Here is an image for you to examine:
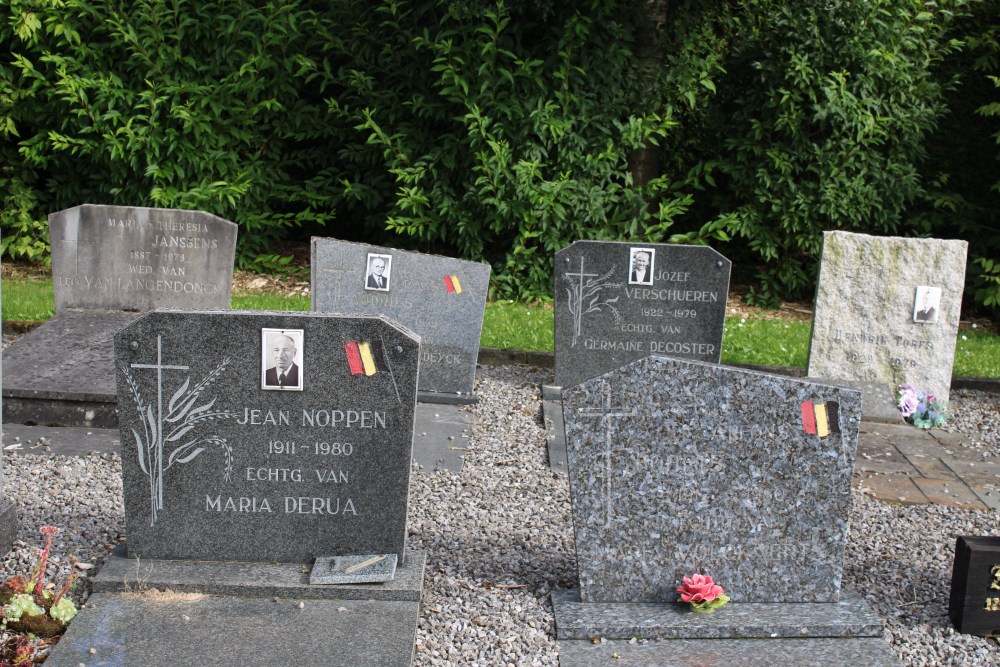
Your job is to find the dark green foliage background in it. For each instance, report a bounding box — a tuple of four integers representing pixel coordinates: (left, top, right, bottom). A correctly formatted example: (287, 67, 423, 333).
(1, 0, 998, 312)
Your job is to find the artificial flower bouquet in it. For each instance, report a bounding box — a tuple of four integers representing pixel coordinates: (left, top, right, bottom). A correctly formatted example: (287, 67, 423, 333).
(897, 384, 948, 429)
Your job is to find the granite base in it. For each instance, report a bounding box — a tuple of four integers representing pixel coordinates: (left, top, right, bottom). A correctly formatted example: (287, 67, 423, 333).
(94, 543, 426, 602)
(557, 637, 902, 666)
(46, 546, 428, 666)
(411, 403, 472, 472)
(553, 588, 901, 666)
(45, 593, 419, 667)
(552, 588, 882, 640)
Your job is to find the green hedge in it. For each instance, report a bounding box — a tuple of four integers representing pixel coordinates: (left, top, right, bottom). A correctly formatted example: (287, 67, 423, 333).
(1, 0, 997, 312)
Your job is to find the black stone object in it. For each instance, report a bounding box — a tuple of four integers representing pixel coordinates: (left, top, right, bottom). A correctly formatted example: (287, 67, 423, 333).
(554, 240, 731, 389)
(949, 536, 1000, 636)
(116, 310, 419, 564)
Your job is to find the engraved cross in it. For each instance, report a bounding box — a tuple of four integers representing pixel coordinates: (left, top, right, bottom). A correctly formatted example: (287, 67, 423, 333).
(577, 380, 637, 526)
(130, 336, 190, 440)
(59, 237, 99, 274)
(565, 257, 598, 346)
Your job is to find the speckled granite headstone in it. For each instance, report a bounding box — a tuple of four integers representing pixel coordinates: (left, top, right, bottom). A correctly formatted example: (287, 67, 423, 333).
(808, 231, 968, 420)
(116, 310, 419, 564)
(50, 204, 237, 313)
(563, 355, 860, 603)
(554, 241, 730, 389)
(311, 238, 490, 399)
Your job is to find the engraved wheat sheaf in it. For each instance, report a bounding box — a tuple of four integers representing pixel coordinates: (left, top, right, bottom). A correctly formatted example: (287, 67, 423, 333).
(123, 355, 238, 526)
(563, 262, 623, 347)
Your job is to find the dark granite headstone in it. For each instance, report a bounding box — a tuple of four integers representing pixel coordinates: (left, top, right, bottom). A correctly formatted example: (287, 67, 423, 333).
(949, 536, 1000, 636)
(115, 310, 419, 564)
(562, 355, 859, 603)
(311, 237, 490, 401)
(553, 241, 731, 389)
(50, 204, 237, 312)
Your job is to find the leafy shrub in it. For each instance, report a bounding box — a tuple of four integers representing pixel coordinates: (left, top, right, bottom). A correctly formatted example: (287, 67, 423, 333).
(0, 1, 343, 261)
(707, 0, 966, 303)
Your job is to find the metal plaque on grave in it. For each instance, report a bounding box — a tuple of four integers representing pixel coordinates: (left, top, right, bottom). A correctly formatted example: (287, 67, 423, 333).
(554, 241, 730, 389)
(50, 204, 237, 313)
(563, 355, 860, 603)
(311, 237, 490, 398)
(115, 310, 418, 564)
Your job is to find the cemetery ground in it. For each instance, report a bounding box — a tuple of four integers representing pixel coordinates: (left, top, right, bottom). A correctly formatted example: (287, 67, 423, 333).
(0, 363, 998, 665)
(2, 252, 1000, 665)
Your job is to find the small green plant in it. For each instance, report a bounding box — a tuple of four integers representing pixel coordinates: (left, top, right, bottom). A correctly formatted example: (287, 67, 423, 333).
(0, 525, 80, 649)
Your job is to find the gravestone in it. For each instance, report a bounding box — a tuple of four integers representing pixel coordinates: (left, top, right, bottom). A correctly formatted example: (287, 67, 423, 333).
(50, 204, 236, 312)
(553, 240, 731, 390)
(46, 309, 425, 667)
(808, 231, 968, 421)
(544, 240, 730, 470)
(311, 237, 490, 403)
(552, 355, 901, 665)
(116, 310, 417, 563)
(3, 204, 238, 427)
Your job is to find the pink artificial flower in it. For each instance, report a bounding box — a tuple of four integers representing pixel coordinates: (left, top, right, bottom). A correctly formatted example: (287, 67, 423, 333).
(898, 392, 919, 417)
(677, 574, 724, 603)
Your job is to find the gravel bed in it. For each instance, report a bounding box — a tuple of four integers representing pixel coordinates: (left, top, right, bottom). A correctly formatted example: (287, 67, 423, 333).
(1, 363, 998, 665)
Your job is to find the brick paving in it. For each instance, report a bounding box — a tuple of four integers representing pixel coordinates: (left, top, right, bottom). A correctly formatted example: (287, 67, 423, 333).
(854, 422, 1000, 511)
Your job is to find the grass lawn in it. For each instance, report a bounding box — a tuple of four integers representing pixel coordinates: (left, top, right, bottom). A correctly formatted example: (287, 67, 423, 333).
(3, 275, 998, 377)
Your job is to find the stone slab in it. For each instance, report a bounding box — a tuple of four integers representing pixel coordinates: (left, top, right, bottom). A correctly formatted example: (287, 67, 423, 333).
(564, 356, 860, 604)
(411, 402, 471, 472)
(941, 458, 1000, 488)
(856, 475, 929, 504)
(970, 485, 1000, 511)
(312, 237, 490, 399)
(542, 399, 568, 473)
(897, 450, 960, 481)
(311, 553, 398, 584)
(855, 439, 919, 476)
(911, 478, 986, 510)
(45, 592, 419, 667)
(93, 544, 426, 602)
(554, 241, 731, 389)
(50, 204, 237, 313)
(2, 424, 120, 456)
(551, 588, 882, 640)
(556, 637, 902, 667)
(116, 310, 419, 564)
(0, 263, 15, 555)
(807, 231, 968, 417)
(2, 310, 139, 426)
(0, 499, 16, 556)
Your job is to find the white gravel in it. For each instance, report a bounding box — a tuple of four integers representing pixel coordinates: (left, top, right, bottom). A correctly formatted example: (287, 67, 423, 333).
(2, 364, 998, 665)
